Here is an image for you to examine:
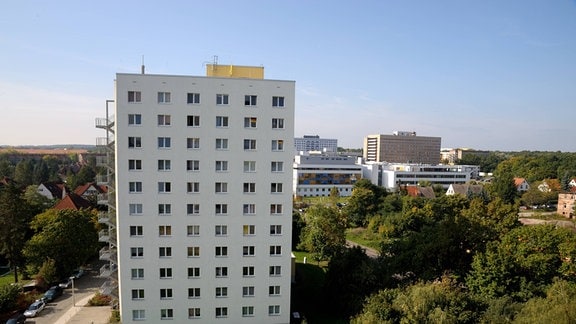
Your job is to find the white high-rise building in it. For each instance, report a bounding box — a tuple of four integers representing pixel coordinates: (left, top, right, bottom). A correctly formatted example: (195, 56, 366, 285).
(113, 65, 294, 323)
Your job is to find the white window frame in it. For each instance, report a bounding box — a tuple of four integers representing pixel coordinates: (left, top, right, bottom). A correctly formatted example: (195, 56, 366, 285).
(188, 288, 201, 299)
(271, 161, 284, 172)
(215, 138, 228, 150)
(269, 265, 281, 276)
(128, 113, 142, 125)
(159, 247, 172, 258)
(158, 159, 171, 171)
(215, 160, 228, 172)
(160, 308, 173, 320)
(186, 160, 200, 171)
(187, 92, 200, 104)
(187, 203, 200, 215)
(187, 137, 200, 149)
(244, 95, 257, 106)
(243, 182, 256, 193)
(129, 182, 142, 193)
(243, 139, 256, 150)
(131, 289, 145, 300)
(243, 204, 256, 215)
(215, 266, 228, 278)
(159, 268, 172, 279)
(158, 137, 171, 149)
(158, 225, 172, 237)
(243, 161, 256, 172)
(215, 204, 228, 215)
(242, 286, 255, 297)
(128, 136, 142, 148)
(187, 225, 200, 236)
(132, 309, 145, 321)
(215, 307, 228, 318)
(268, 305, 281, 316)
(158, 182, 171, 193)
(272, 96, 284, 107)
(271, 183, 283, 193)
(130, 247, 144, 258)
(244, 117, 257, 128)
(272, 118, 285, 129)
(242, 245, 255, 256)
(215, 225, 228, 236)
(160, 289, 173, 300)
(243, 225, 255, 236)
(188, 308, 201, 319)
(130, 225, 143, 237)
(216, 116, 229, 127)
(129, 203, 143, 215)
(187, 267, 200, 278)
(187, 246, 200, 257)
(270, 225, 282, 236)
(269, 285, 281, 296)
(128, 91, 141, 103)
(157, 114, 171, 126)
(242, 266, 255, 277)
(215, 246, 228, 257)
(187, 115, 200, 127)
(270, 245, 282, 256)
(128, 159, 142, 170)
(157, 92, 171, 103)
(216, 94, 229, 105)
(271, 140, 284, 151)
(242, 306, 255, 317)
(131, 268, 144, 279)
(158, 203, 172, 215)
(215, 286, 228, 298)
(215, 182, 228, 193)
(270, 204, 283, 215)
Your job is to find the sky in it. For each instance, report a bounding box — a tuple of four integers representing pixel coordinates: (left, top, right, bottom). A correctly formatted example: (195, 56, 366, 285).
(1, 0, 575, 151)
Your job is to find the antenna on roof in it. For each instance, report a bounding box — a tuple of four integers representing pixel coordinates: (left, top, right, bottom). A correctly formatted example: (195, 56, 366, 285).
(141, 55, 145, 74)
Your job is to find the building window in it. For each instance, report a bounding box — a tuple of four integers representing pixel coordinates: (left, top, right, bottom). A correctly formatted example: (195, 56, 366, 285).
(128, 159, 142, 170)
(158, 204, 172, 215)
(186, 182, 200, 193)
(186, 160, 200, 171)
(270, 204, 283, 215)
(216, 116, 229, 127)
(131, 268, 144, 279)
(187, 225, 200, 236)
(270, 245, 282, 256)
(272, 96, 284, 107)
(243, 246, 255, 256)
(160, 289, 173, 300)
(187, 203, 200, 215)
(271, 161, 284, 172)
(215, 267, 228, 278)
(157, 92, 171, 103)
(215, 225, 227, 236)
(215, 160, 228, 172)
(128, 114, 142, 125)
(158, 182, 171, 193)
(187, 115, 200, 127)
(188, 267, 200, 278)
(244, 95, 257, 106)
(215, 246, 228, 257)
(244, 117, 257, 128)
(243, 139, 256, 150)
(159, 247, 172, 258)
(242, 266, 254, 277)
(268, 305, 281, 316)
(188, 308, 201, 319)
(131, 289, 145, 300)
(130, 226, 143, 237)
(269, 266, 281, 276)
(243, 182, 256, 193)
(243, 161, 256, 172)
(129, 182, 142, 193)
(158, 225, 172, 237)
(271, 183, 283, 193)
(157, 159, 171, 171)
(160, 308, 173, 320)
(188, 288, 201, 299)
(129, 203, 143, 215)
(269, 285, 281, 296)
(159, 268, 172, 279)
(243, 204, 256, 215)
(128, 136, 142, 148)
(216, 94, 229, 105)
(243, 225, 255, 236)
(242, 286, 255, 297)
(187, 93, 200, 104)
(158, 137, 171, 149)
(187, 137, 200, 149)
(128, 91, 141, 103)
(215, 182, 228, 193)
(157, 114, 171, 126)
(242, 306, 255, 317)
(130, 247, 143, 258)
(215, 138, 228, 150)
(270, 225, 282, 235)
(271, 140, 284, 151)
(215, 204, 228, 215)
(272, 118, 284, 129)
(187, 246, 200, 257)
(215, 287, 228, 298)
(132, 309, 145, 321)
(216, 307, 228, 318)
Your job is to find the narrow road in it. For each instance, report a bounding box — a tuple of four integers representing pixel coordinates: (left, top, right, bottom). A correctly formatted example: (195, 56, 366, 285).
(346, 240, 380, 258)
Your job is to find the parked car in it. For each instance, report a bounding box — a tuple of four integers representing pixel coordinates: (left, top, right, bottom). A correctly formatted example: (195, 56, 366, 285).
(23, 299, 46, 317)
(5, 313, 26, 324)
(42, 285, 63, 302)
(59, 277, 73, 289)
(71, 268, 84, 279)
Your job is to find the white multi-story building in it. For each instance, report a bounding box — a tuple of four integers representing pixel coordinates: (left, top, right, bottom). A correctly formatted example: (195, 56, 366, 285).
(113, 65, 294, 323)
(294, 135, 338, 153)
(380, 164, 479, 190)
(293, 153, 362, 197)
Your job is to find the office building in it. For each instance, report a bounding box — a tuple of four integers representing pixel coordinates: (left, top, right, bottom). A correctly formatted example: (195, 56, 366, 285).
(102, 65, 294, 323)
(363, 131, 441, 164)
(294, 135, 338, 153)
(293, 153, 362, 197)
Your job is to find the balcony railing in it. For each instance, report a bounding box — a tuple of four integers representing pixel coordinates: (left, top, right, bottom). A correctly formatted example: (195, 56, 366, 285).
(99, 263, 118, 277)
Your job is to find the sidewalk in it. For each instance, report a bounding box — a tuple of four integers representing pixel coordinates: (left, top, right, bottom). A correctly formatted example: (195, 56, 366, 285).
(52, 293, 111, 324)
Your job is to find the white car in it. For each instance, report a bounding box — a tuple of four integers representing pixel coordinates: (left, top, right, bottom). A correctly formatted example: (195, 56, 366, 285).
(23, 299, 46, 317)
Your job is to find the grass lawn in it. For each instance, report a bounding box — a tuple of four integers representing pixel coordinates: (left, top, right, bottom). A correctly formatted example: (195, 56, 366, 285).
(346, 227, 382, 250)
(0, 270, 15, 286)
(291, 251, 348, 324)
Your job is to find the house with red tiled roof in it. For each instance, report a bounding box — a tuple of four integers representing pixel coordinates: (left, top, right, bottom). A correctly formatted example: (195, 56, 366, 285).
(514, 177, 530, 192)
(405, 186, 436, 199)
(52, 193, 93, 211)
(37, 182, 67, 200)
(446, 184, 486, 198)
(74, 182, 107, 200)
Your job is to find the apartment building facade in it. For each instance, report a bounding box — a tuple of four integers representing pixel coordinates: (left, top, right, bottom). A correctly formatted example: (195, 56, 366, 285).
(114, 66, 294, 323)
(363, 131, 441, 164)
(294, 135, 338, 153)
(293, 153, 362, 197)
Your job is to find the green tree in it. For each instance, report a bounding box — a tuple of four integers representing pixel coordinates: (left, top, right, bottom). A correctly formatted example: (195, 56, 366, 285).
(37, 257, 58, 285)
(23, 208, 99, 276)
(0, 184, 34, 282)
(490, 162, 518, 204)
(24, 185, 53, 214)
(0, 283, 22, 314)
(297, 205, 347, 262)
(13, 159, 34, 187)
(514, 280, 576, 324)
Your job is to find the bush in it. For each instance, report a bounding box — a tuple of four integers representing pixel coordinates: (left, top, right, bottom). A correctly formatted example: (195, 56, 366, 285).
(0, 283, 21, 313)
(110, 309, 121, 323)
(87, 292, 111, 306)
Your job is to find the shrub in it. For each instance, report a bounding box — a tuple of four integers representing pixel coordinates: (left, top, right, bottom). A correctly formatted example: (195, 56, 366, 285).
(0, 283, 21, 313)
(87, 292, 111, 306)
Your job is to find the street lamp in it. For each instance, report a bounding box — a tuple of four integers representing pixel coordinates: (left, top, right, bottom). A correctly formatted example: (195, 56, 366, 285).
(70, 276, 76, 307)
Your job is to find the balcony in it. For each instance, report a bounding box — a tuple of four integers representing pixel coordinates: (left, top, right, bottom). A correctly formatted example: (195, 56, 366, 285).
(98, 229, 109, 243)
(96, 137, 115, 148)
(99, 263, 118, 277)
(98, 211, 110, 224)
(95, 116, 115, 130)
(99, 246, 117, 262)
(100, 280, 116, 295)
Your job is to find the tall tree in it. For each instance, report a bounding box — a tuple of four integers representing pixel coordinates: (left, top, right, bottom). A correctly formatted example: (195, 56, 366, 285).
(13, 159, 34, 187)
(297, 205, 347, 262)
(23, 208, 99, 276)
(490, 162, 518, 204)
(0, 184, 34, 282)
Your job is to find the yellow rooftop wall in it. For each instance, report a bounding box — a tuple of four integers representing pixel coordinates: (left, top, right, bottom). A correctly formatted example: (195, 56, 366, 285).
(206, 64, 264, 79)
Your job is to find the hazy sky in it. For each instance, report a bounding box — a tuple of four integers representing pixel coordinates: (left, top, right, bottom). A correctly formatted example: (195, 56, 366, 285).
(1, 1, 575, 151)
